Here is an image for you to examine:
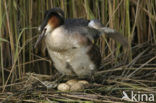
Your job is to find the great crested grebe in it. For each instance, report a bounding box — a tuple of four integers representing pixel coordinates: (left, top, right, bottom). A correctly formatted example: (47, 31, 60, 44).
(35, 8, 128, 90)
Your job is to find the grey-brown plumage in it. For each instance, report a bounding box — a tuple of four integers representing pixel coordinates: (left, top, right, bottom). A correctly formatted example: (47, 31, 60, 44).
(35, 8, 128, 78)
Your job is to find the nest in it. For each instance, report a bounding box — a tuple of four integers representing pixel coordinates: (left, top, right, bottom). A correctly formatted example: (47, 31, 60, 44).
(0, 44, 156, 103)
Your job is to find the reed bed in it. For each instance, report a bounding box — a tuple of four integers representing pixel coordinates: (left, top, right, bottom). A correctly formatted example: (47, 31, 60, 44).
(0, 0, 156, 102)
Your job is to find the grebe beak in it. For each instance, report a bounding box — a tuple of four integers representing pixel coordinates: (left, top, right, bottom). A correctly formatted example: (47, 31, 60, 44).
(34, 28, 47, 48)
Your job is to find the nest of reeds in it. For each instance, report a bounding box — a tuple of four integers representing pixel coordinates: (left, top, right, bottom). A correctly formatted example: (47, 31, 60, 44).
(0, 43, 155, 103)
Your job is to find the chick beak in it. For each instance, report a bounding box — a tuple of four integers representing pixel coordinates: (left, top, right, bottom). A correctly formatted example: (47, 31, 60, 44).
(34, 28, 47, 48)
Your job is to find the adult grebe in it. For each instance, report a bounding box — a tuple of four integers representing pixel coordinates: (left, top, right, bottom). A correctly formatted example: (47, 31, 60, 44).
(35, 8, 128, 91)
